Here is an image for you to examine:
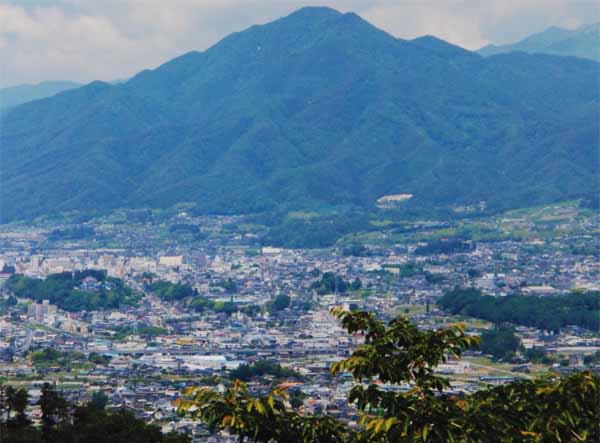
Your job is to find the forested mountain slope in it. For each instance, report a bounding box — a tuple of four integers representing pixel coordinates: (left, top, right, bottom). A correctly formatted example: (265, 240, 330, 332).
(1, 7, 598, 222)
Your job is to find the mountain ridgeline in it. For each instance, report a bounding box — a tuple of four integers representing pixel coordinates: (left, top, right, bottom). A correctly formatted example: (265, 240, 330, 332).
(1, 7, 598, 222)
(0, 81, 82, 112)
(478, 23, 600, 61)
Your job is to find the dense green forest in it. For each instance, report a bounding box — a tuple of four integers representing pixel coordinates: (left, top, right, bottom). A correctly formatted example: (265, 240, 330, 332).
(437, 287, 600, 332)
(479, 327, 521, 360)
(5, 270, 140, 311)
(263, 214, 375, 248)
(0, 383, 189, 443)
(187, 296, 238, 316)
(144, 280, 196, 301)
(228, 360, 302, 382)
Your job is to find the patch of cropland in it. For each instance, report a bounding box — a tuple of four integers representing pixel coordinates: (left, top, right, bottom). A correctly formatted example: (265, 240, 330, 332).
(1, 7, 598, 222)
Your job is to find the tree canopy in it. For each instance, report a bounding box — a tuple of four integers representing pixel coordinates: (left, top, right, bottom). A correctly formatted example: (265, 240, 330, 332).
(480, 326, 521, 360)
(438, 287, 600, 332)
(145, 280, 196, 302)
(0, 383, 190, 443)
(178, 308, 599, 442)
(5, 271, 140, 312)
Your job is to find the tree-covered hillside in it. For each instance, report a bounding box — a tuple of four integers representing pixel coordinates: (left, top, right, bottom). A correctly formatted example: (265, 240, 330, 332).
(1, 7, 598, 222)
(0, 80, 81, 112)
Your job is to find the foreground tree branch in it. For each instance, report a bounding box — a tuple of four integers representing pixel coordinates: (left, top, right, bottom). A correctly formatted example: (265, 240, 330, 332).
(178, 308, 599, 442)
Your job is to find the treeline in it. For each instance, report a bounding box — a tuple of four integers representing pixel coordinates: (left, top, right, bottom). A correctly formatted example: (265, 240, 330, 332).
(110, 325, 168, 339)
(187, 294, 291, 316)
(5, 271, 140, 312)
(145, 280, 196, 301)
(414, 238, 474, 256)
(479, 327, 521, 360)
(341, 243, 372, 257)
(310, 272, 361, 295)
(168, 224, 200, 234)
(0, 383, 189, 443)
(229, 360, 302, 382)
(48, 225, 95, 241)
(187, 297, 257, 317)
(209, 278, 238, 293)
(29, 348, 112, 368)
(382, 262, 421, 278)
(438, 288, 600, 332)
(263, 213, 374, 248)
(187, 296, 238, 315)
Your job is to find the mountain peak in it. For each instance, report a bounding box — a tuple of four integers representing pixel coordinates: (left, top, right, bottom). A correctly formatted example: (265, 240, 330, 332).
(276, 6, 388, 34)
(1, 9, 597, 222)
(285, 6, 342, 20)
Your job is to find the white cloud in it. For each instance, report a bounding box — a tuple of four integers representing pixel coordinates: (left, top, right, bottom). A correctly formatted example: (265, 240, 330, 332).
(361, 1, 491, 49)
(1, 0, 598, 87)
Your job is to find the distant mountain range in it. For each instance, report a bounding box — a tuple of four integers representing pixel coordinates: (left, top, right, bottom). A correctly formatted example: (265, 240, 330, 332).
(0, 81, 82, 112)
(478, 23, 600, 61)
(1, 7, 598, 223)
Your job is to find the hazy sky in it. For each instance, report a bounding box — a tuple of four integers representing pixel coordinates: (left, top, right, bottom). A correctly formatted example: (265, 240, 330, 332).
(1, 0, 598, 88)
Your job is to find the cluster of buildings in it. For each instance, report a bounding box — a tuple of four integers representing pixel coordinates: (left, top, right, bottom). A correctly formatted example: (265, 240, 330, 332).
(0, 205, 597, 441)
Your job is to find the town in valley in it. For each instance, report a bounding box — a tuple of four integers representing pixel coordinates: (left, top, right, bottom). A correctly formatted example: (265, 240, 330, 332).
(0, 202, 597, 441)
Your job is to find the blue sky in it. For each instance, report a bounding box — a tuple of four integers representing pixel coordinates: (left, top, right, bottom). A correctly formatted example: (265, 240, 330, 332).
(1, 0, 598, 88)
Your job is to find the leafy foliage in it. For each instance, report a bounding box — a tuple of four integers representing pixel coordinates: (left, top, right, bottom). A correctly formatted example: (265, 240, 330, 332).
(0, 383, 190, 443)
(179, 308, 599, 442)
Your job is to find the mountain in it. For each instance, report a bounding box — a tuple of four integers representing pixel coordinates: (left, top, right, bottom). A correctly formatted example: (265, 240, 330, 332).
(1, 7, 598, 223)
(0, 81, 82, 112)
(478, 23, 600, 61)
